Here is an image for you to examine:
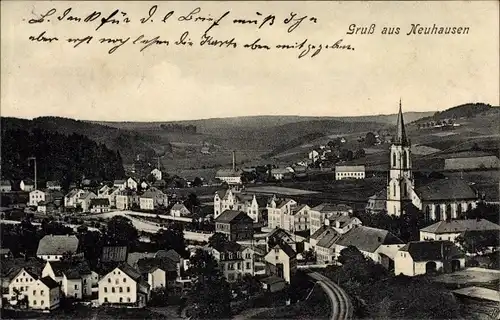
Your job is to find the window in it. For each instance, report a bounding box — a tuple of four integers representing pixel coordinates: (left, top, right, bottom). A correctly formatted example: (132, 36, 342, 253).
(41, 300, 44, 305)
(246, 262, 251, 269)
(33, 290, 36, 295)
(127, 297, 131, 302)
(119, 297, 123, 303)
(83, 279, 86, 284)
(127, 287, 130, 293)
(112, 287, 115, 293)
(119, 287, 123, 293)
(74, 284, 78, 290)
(104, 287, 108, 293)
(108, 278, 111, 283)
(104, 297, 108, 303)
(33, 300, 37, 305)
(123, 278, 126, 283)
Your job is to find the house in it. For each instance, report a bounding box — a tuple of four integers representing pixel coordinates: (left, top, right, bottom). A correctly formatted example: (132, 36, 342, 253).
(141, 187, 168, 208)
(101, 246, 128, 264)
(214, 188, 266, 222)
(29, 190, 47, 207)
(215, 169, 243, 185)
(42, 260, 93, 299)
(315, 228, 342, 264)
(150, 169, 162, 181)
(264, 242, 297, 284)
(127, 177, 138, 191)
(36, 235, 80, 262)
(78, 191, 97, 212)
(267, 197, 297, 230)
(37, 201, 59, 214)
(140, 180, 150, 190)
(116, 190, 140, 210)
(46, 181, 62, 191)
(333, 226, 404, 266)
(114, 180, 127, 190)
(1, 258, 44, 295)
(309, 203, 353, 236)
(98, 186, 121, 208)
(98, 263, 150, 307)
(394, 240, 465, 276)
(20, 179, 35, 192)
(266, 228, 297, 252)
(270, 168, 292, 181)
(8, 268, 61, 311)
(136, 257, 179, 289)
(64, 189, 85, 208)
(335, 165, 366, 180)
(365, 188, 387, 214)
(139, 196, 155, 211)
(152, 180, 167, 188)
(201, 146, 210, 155)
(211, 241, 254, 282)
(260, 275, 286, 293)
(170, 203, 191, 217)
(90, 198, 111, 213)
(325, 215, 362, 234)
(419, 219, 500, 242)
(308, 150, 320, 163)
(1, 180, 12, 192)
(215, 210, 254, 241)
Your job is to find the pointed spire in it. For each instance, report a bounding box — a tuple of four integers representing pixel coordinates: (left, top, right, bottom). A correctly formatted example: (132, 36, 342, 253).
(395, 99, 409, 146)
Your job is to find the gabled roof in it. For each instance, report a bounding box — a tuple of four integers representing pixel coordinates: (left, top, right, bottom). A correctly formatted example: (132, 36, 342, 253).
(37, 235, 79, 256)
(101, 246, 128, 263)
(420, 219, 500, 234)
(336, 226, 403, 253)
(46, 181, 61, 187)
(47, 260, 91, 279)
(1, 180, 12, 186)
(65, 188, 83, 198)
(311, 203, 352, 213)
(39, 276, 59, 289)
(267, 228, 294, 243)
(155, 249, 181, 263)
(310, 226, 329, 240)
(271, 242, 296, 259)
(316, 228, 341, 249)
(215, 210, 253, 224)
(136, 257, 177, 274)
(12, 268, 39, 281)
(127, 252, 156, 268)
(415, 178, 477, 201)
(1, 258, 43, 280)
(215, 189, 228, 199)
(400, 240, 465, 262)
(216, 169, 242, 178)
(212, 241, 242, 253)
(114, 180, 126, 184)
(171, 203, 188, 211)
(260, 275, 286, 285)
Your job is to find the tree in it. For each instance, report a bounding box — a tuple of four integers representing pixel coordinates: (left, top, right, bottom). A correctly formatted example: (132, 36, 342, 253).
(150, 287, 169, 306)
(208, 233, 229, 249)
(303, 248, 316, 263)
(187, 249, 231, 319)
(456, 231, 499, 255)
(184, 193, 200, 213)
(150, 228, 188, 258)
(106, 216, 138, 246)
(365, 132, 377, 146)
(354, 149, 366, 159)
(192, 177, 203, 187)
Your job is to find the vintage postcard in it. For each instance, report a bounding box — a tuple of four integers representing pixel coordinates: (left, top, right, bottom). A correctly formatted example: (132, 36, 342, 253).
(1, 1, 499, 319)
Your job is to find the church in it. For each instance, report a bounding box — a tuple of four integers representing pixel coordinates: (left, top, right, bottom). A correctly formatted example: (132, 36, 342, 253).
(367, 100, 478, 221)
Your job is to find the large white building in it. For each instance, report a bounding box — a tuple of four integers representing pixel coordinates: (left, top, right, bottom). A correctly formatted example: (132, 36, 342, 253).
(8, 268, 61, 311)
(214, 188, 264, 222)
(419, 219, 500, 242)
(335, 165, 366, 180)
(41, 260, 93, 299)
(98, 264, 151, 307)
(36, 235, 80, 262)
(264, 242, 297, 284)
(309, 203, 353, 236)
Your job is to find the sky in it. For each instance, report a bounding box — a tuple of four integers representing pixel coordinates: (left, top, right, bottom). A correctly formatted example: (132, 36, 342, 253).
(1, 1, 499, 121)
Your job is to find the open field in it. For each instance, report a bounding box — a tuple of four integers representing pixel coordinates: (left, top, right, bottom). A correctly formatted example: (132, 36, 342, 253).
(433, 268, 500, 287)
(244, 186, 320, 195)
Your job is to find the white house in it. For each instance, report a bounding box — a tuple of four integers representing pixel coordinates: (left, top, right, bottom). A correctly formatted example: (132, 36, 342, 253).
(394, 240, 466, 276)
(264, 242, 297, 284)
(325, 216, 362, 234)
(170, 203, 191, 217)
(215, 169, 242, 185)
(267, 197, 297, 230)
(308, 150, 320, 163)
(141, 187, 168, 208)
(8, 268, 38, 304)
(139, 197, 154, 211)
(419, 219, 500, 242)
(64, 189, 85, 208)
(309, 203, 353, 236)
(151, 169, 162, 181)
(127, 178, 138, 191)
(214, 188, 264, 223)
(270, 168, 293, 181)
(0, 180, 12, 192)
(90, 198, 111, 213)
(98, 264, 150, 307)
(335, 165, 366, 180)
(211, 241, 255, 282)
(36, 235, 80, 262)
(46, 181, 62, 191)
(136, 257, 179, 289)
(41, 260, 93, 299)
(114, 180, 127, 190)
(29, 190, 47, 206)
(8, 268, 61, 311)
(20, 180, 35, 192)
(78, 191, 97, 212)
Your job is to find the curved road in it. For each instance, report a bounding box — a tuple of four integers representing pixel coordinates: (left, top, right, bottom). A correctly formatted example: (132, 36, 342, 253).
(307, 270, 353, 320)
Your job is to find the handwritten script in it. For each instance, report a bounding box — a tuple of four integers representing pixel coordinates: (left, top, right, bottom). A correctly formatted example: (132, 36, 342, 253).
(25, 5, 356, 59)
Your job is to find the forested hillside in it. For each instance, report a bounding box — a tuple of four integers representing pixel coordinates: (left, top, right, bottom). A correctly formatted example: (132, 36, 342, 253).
(412, 103, 498, 124)
(1, 128, 125, 188)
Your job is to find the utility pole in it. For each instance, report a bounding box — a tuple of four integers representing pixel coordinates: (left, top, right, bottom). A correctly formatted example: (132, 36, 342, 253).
(27, 157, 37, 190)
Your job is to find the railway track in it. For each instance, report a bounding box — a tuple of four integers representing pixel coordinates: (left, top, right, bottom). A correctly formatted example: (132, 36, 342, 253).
(307, 271, 353, 320)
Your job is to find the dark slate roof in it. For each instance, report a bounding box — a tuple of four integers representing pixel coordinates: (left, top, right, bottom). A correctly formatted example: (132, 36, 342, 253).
(39, 276, 60, 289)
(420, 219, 500, 234)
(212, 241, 242, 253)
(1, 180, 11, 186)
(273, 242, 296, 259)
(316, 228, 342, 248)
(216, 189, 228, 199)
(37, 235, 79, 256)
(101, 246, 128, 263)
(260, 275, 286, 285)
(216, 169, 242, 178)
(310, 226, 329, 240)
(311, 203, 352, 213)
(415, 178, 477, 201)
(215, 210, 253, 224)
(137, 257, 177, 274)
(400, 240, 465, 262)
(127, 252, 155, 268)
(1, 258, 43, 280)
(336, 226, 404, 253)
(48, 260, 92, 279)
(90, 198, 110, 206)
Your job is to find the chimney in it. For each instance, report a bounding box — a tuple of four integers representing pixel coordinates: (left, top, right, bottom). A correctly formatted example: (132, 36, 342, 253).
(232, 151, 236, 171)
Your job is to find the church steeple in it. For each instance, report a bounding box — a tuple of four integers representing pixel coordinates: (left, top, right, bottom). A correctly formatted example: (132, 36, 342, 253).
(395, 99, 409, 146)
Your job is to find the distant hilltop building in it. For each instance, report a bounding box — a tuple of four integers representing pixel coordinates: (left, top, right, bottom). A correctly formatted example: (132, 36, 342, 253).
(215, 151, 242, 185)
(335, 165, 366, 180)
(368, 99, 479, 220)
